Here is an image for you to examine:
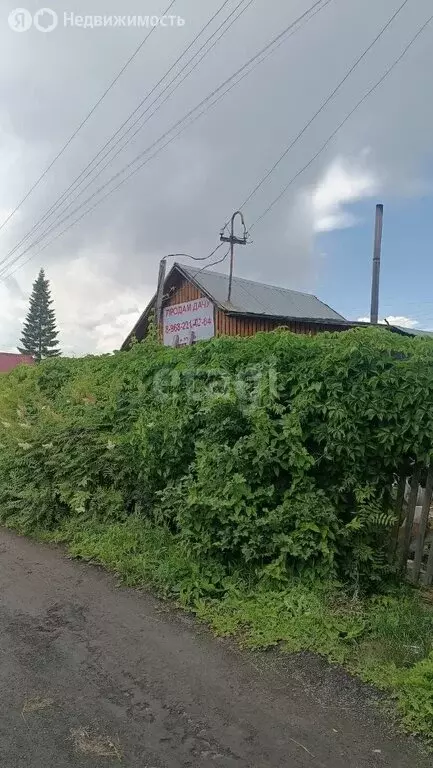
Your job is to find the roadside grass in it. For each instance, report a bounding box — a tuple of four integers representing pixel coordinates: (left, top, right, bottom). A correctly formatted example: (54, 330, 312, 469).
(9, 515, 433, 742)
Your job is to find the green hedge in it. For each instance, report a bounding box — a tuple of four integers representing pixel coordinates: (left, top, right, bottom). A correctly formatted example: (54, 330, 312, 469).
(1, 327, 433, 589)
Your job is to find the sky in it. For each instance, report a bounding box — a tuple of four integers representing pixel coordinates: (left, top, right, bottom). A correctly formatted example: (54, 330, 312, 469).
(0, 0, 432, 354)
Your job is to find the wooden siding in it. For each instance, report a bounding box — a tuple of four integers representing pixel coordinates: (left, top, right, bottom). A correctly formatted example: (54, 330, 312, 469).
(165, 281, 203, 307)
(216, 311, 274, 337)
(215, 311, 338, 337)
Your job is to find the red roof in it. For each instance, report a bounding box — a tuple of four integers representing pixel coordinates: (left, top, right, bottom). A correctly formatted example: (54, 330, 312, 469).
(0, 353, 34, 373)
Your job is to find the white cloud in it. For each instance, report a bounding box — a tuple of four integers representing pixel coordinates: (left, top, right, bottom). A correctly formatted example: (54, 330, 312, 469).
(3, 250, 154, 356)
(48, 252, 151, 354)
(357, 315, 419, 329)
(385, 316, 420, 329)
(315, 211, 359, 232)
(312, 154, 379, 233)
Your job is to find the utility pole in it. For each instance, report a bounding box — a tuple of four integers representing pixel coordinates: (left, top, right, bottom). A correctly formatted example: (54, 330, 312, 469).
(370, 203, 384, 325)
(220, 211, 248, 303)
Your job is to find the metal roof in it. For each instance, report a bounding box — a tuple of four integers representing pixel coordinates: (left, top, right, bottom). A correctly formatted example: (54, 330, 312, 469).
(178, 263, 345, 321)
(390, 325, 433, 338)
(0, 353, 34, 373)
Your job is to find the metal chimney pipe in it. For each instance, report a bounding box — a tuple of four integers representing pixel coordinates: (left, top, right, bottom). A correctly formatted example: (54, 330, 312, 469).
(370, 203, 383, 325)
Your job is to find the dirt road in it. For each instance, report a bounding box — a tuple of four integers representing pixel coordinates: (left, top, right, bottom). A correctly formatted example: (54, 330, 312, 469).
(0, 528, 427, 767)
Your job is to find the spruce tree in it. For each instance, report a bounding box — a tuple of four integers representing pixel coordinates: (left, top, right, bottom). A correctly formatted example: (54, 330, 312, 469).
(19, 268, 61, 361)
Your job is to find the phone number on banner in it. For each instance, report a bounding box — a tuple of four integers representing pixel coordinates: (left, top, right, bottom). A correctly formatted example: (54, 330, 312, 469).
(165, 316, 213, 334)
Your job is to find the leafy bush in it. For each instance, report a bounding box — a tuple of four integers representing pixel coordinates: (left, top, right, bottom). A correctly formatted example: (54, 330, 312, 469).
(1, 327, 433, 589)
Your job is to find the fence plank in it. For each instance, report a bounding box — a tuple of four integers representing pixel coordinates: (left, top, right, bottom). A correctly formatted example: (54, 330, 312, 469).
(425, 539, 433, 586)
(413, 465, 433, 584)
(400, 470, 421, 572)
(390, 474, 406, 560)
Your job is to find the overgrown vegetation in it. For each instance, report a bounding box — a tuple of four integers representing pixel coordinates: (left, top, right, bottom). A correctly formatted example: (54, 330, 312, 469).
(1, 327, 433, 738)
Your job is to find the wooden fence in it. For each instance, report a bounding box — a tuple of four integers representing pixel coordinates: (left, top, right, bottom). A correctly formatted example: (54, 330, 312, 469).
(391, 466, 433, 585)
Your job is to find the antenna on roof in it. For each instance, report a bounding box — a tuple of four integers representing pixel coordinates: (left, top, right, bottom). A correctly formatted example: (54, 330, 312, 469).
(220, 211, 248, 303)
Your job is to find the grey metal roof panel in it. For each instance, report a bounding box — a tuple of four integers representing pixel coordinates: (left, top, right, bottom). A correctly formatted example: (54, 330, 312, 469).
(391, 325, 433, 338)
(177, 263, 345, 321)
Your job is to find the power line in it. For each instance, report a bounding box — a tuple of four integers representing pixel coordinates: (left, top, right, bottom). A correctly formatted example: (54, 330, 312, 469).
(0, 0, 323, 276)
(0, 87, 247, 280)
(187, 242, 226, 262)
(0, 67, 263, 281)
(190, 248, 230, 276)
(0, 0, 178, 234)
(237, 0, 410, 213)
(5, 0, 247, 264)
(165, 243, 226, 263)
(0, 0, 332, 281)
(0, 0, 255, 277)
(52, 0, 255, 218)
(165, 244, 226, 262)
(250, 12, 432, 230)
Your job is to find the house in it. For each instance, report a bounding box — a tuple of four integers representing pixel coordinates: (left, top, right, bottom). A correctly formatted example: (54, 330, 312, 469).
(122, 262, 351, 349)
(0, 353, 34, 373)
